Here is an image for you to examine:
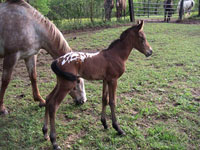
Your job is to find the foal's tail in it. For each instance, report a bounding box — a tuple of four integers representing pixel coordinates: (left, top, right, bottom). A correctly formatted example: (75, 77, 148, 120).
(51, 60, 78, 81)
(6, 0, 21, 3)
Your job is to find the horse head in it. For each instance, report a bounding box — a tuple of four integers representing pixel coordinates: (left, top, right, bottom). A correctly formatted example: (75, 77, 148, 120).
(131, 20, 153, 57)
(69, 78, 87, 105)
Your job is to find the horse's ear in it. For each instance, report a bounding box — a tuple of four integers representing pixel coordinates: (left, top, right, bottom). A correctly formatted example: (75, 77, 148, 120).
(136, 20, 144, 31)
(136, 20, 140, 24)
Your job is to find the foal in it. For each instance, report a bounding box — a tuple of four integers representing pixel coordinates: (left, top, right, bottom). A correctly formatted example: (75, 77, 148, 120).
(43, 21, 153, 150)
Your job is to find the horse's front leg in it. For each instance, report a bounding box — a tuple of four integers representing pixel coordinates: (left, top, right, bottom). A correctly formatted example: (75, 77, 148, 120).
(164, 10, 167, 21)
(24, 55, 45, 107)
(108, 79, 125, 135)
(0, 54, 19, 115)
(101, 80, 109, 129)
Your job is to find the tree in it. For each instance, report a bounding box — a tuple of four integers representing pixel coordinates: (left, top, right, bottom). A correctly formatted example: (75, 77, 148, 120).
(30, 0, 50, 16)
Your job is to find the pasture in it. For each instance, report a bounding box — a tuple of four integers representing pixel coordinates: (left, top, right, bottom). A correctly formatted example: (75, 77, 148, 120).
(0, 22, 199, 150)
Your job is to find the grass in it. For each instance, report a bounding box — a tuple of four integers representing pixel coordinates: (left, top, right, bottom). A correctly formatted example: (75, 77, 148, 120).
(0, 22, 200, 150)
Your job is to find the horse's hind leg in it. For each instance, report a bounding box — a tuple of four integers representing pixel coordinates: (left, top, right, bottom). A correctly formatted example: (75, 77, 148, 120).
(101, 80, 109, 129)
(108, 80, 125, 135)
(24, 55, 45, 107)
(0, 54, 19, 115)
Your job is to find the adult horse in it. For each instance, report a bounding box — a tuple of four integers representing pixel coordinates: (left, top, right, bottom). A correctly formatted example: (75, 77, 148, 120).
(164, 0, 174, 22)
(43, 21, 153, 150)
(116, 0, 127, 19)
(0, 0, 87, 115)
(177, 0, 195, 16)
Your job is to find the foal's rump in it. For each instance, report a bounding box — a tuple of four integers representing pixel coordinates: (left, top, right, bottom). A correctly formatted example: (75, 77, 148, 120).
(51, 60, 78, 81)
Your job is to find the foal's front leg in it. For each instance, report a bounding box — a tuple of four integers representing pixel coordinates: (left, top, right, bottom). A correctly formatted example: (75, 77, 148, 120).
(108, 79, 125, 135)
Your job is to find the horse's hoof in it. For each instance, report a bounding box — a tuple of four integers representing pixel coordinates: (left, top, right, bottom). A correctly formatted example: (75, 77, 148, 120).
(44, 135, 50, 141)
(0, 108, 8, 115)
(39, 101, 46, 107)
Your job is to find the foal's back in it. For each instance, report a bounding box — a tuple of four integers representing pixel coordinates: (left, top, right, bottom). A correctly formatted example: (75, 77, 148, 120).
(0, 1, 45, 58)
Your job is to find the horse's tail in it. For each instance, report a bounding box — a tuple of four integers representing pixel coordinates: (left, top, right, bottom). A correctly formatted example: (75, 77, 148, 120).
(51, 60, 78, 81)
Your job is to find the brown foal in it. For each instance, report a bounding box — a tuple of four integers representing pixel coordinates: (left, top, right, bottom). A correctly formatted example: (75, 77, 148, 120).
(43, 21, 153, 150)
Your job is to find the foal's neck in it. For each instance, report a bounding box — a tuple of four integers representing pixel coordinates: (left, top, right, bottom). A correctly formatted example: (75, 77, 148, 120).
(112, 35, 134, 62)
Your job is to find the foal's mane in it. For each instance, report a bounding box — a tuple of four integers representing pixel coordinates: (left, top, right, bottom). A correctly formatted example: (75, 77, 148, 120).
(7, 0, 72, 53)
(107, 25, 137, 50)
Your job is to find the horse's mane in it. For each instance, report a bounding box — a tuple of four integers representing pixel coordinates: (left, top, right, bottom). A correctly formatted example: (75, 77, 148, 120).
(6, 0, 72, 53)
(107, 25, 137, 50)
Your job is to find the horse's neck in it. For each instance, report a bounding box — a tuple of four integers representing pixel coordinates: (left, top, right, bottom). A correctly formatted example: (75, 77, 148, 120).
(23, 1, 72, 59)
(109, 37, 133, 62)
(42, 24, 72, 59)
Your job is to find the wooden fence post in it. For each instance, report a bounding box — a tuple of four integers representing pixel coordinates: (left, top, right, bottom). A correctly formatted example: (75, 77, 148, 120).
(178, 0, 184, 20)
(128, 0, 135, 22)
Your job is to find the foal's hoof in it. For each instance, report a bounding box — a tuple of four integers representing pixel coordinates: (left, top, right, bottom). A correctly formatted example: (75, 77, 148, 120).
(39, 101, 46, 107)
(53, 145, 61, 150)
(118, 130, 126, 136)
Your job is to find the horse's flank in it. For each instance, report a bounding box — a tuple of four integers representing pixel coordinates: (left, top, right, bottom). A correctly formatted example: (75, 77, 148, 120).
(0, 0, 71, 59)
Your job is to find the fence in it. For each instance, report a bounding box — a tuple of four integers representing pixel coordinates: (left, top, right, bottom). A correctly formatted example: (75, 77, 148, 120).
(133, 2, 177, 17)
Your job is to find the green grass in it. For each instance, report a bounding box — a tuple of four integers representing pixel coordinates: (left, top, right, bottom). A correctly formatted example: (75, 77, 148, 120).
(0, 22, 200, 150)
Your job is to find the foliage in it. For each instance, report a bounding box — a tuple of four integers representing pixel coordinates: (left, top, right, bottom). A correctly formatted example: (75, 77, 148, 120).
(30, 0, 50, 16)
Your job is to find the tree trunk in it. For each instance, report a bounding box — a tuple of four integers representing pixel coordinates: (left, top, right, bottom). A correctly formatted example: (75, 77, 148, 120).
(90, 0, 94, 23)
(104, 0, 113, 21)
(198, 0, 200, 16)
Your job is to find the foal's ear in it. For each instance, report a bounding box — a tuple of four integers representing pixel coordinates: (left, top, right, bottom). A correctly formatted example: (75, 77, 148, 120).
(136, 20, 144, 31)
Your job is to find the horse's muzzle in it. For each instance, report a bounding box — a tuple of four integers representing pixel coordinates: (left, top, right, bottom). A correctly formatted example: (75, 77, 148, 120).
(145, 49, 153, 57)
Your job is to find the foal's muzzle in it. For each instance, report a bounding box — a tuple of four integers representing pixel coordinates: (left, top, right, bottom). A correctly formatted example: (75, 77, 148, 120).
(145, 49, 153, 57)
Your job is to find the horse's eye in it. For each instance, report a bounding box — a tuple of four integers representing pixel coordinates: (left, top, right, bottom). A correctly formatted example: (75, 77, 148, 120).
(73, 87, 76, 90)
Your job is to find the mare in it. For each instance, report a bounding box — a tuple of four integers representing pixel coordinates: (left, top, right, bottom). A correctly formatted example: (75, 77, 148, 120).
(177, 0, 195, 16)
(116, 0, 127, 19)
(42, 21, 153, 150)
(164, 0, 174, 22)
(0, 0, 87, 115)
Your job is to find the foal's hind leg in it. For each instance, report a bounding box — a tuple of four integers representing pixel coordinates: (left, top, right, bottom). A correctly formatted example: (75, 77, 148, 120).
(108, 80, 125, 135)
(24, 55, 45, 107)
(101, 80, 109, 129)
(48, 80, 75, 150)
(0, 54, 19, 115)
(42, 84, 58, 140)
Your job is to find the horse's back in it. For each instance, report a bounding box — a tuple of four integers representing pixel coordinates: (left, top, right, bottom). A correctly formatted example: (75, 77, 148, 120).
(0, 2, 42, 58)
